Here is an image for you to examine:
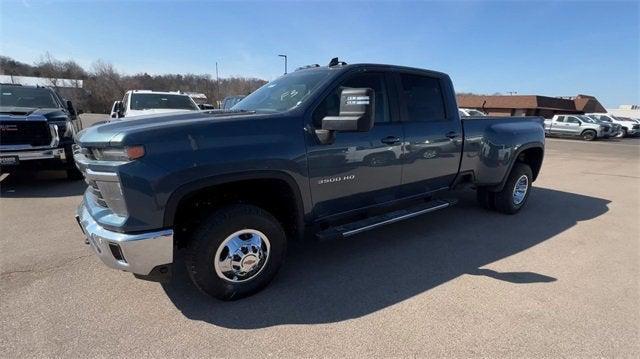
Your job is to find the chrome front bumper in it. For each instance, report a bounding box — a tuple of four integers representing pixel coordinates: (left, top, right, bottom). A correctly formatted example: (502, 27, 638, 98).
(0, 147, 66, 161)
(76, 202, 173, 275)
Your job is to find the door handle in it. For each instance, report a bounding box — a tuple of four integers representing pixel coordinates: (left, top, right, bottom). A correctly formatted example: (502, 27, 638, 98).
(381, 136, 400, 144)
(445, 131, 460, 139)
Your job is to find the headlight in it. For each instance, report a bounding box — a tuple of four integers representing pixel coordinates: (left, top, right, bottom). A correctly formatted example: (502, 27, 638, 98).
(92, 146, 145, 161)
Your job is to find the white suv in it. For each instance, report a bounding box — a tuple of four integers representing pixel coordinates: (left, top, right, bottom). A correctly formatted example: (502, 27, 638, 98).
(110, 90, 201, 119)
(585, 113, 640, 138)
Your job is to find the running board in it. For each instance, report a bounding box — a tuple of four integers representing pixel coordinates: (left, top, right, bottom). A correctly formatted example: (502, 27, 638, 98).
(316, 199, 455, 241)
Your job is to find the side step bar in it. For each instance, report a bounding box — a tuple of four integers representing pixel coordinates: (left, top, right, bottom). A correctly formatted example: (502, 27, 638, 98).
(316, 198, 455, 241)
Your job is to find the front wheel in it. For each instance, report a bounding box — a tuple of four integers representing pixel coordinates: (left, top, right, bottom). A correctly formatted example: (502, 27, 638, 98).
(185, 204, 287, 301)
(616, 128, 627, 138)
(493, 163, 533, 214)
(581, 130, 597, 141)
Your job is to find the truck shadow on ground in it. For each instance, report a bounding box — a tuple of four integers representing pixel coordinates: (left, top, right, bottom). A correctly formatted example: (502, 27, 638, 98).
(0, 171, 86, 198)
(162, 187, 609, 329)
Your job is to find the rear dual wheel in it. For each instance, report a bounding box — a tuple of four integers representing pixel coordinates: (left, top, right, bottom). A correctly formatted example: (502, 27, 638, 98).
(477, 163, 533, 214)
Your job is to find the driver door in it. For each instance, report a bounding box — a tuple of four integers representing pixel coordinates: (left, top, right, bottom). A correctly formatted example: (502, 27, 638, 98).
(564, 116, 582, 136)
(306, 71, 404, 219)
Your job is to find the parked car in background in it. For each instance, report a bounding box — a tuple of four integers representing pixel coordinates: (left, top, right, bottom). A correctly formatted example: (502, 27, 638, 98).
(110, 90, 200, 119)
(221, 95, 245, 110)
(458, 108, 487, 117)
(0, 84, 83, 178)
(544, 114, 611, 141)
(185, 92, 215, 110)
(74, 60, 545, 300)
(585, 115, 621, 137)
(585, 113, 640, 138)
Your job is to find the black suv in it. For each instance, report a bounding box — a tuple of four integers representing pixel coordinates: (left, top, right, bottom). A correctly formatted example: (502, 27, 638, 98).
(0, 84, 83, 178)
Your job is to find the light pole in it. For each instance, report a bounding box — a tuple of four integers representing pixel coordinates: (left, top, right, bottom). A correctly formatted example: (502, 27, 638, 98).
(278, 54, 287, 74)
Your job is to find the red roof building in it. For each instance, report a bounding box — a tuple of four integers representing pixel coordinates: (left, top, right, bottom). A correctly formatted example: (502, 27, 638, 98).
(457, 94, 606, 118)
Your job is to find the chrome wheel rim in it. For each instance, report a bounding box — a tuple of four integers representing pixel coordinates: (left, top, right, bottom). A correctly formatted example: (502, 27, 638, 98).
(214, 229, 270, 283)
(512, 175, 529, 205)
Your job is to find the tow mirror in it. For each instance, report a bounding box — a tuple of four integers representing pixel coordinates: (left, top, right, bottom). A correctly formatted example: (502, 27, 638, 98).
(321, 88, 375, 132)
(111, 101, 123, 118)
(66, 100, 77, 116)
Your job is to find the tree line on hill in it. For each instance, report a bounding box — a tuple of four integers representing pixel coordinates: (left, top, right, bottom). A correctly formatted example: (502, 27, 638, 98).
(0, 54, 267, 113)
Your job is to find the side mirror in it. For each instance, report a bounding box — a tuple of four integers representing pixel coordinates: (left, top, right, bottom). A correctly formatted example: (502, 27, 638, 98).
(111, 101, 123, 118)
(321, 88, 375, 132)
(66, 100, 77, 116)
(198, 103, 215, 110)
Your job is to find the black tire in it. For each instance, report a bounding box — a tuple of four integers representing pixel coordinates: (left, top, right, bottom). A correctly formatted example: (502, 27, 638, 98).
(185, 204, 287, 301)
(581, 130, 597, 141)
(66, 167, 84, 180)
(476, 187, 496, 210)
(494, 163, 533, 215)
(617, 128, 628, 138)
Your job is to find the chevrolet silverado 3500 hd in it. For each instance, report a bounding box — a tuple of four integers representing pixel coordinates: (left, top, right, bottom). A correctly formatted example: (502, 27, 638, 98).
(74, 60, 544, 300)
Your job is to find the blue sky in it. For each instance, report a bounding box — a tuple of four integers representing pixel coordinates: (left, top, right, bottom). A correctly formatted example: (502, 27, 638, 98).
(1, 0, 638, 107)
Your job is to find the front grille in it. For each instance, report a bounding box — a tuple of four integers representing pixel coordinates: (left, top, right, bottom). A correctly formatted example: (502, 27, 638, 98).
(0, 121, 51, 146)
(86, 178, 108, 208)
(633, 124, 639, 130)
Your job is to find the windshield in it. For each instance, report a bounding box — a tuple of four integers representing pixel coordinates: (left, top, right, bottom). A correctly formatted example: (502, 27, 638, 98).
(130, 93, 198, 111)
(0, 85, 59, 108)
(222, 96, 244, 110)
(232, 69, 332, 113)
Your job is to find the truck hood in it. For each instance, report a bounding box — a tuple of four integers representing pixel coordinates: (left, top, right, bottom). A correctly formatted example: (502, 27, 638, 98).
(76, 110, 264, 146)
(0, 106, 69, 121)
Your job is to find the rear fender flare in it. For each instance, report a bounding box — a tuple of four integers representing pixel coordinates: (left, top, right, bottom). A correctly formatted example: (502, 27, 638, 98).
(489, 142, 544, 192)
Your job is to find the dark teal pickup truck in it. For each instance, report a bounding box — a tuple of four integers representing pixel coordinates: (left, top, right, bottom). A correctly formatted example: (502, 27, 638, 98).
(74, 59, 544, 300)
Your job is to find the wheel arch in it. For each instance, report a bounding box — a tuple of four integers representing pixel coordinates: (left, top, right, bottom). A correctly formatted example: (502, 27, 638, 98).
(164, 170, 306, 241)
(491, 142, 544, 192)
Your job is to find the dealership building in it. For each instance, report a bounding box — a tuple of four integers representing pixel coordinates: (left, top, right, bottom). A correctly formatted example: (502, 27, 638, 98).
(456, 94, 606, 118)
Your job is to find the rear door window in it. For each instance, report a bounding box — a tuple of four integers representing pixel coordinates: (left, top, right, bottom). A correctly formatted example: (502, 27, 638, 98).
(400, 74, 446, 122)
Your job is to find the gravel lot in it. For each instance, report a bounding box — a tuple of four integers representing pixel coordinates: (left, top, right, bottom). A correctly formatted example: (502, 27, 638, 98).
(1, 120, 638, 357)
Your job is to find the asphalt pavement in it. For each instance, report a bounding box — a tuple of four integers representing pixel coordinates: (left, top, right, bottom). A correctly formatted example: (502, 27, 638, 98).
(1, 133, 638, 357)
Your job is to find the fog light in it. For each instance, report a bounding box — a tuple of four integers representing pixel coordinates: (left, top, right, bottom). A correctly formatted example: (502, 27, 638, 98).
(108, 243, 126, 263)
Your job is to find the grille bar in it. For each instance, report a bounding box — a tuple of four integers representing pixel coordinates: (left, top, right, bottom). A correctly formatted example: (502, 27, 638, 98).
(0, 121, 52, 146)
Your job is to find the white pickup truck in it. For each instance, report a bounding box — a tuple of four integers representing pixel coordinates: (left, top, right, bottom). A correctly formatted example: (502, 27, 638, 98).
(458, 108, 487, 117)
(544, 114, 612, 141)
(585, 113, 640, 138)
(110, 90, 201, 119)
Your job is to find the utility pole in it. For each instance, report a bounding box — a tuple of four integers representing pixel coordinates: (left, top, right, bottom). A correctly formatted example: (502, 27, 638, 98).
(215, 62, 220, 107)
(278, 54, 287, 74)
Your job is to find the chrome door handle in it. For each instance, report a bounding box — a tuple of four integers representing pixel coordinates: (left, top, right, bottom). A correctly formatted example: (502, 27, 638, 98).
(381, 136, 400, 144)
(445, 131, 460, 139)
